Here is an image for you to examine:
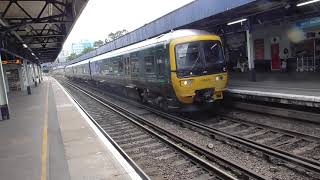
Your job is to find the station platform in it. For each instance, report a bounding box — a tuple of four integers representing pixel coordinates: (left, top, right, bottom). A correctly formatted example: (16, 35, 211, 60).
(0, 76, 141, 180)
(227, 72, 320, 107)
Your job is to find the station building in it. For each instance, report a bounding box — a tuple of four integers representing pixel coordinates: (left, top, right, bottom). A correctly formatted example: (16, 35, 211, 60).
(67, 0, 320, 106)
(0, 1, 320, 179)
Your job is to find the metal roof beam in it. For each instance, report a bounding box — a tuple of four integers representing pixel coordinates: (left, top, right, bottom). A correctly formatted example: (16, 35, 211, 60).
(0, 18, 39, 62)
(21, 34, 65, 39)
(3, 14, 67, 32)
(6, 0, 67, 7)
(28, 41, 63, 45)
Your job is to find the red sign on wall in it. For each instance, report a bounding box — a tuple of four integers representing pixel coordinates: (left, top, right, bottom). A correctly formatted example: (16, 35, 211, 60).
(254, 39, 264, 60)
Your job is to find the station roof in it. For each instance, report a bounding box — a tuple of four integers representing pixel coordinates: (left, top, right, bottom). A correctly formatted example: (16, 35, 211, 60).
(0, 0, 88, 64)
(68, 0, 320, 65)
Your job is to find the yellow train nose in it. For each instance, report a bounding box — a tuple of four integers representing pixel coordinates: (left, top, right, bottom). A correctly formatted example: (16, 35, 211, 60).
(171, 73, 228, 104)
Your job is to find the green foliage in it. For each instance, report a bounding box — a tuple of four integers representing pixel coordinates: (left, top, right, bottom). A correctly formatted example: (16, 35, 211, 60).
(80, 47, 94, 55)
(66, 53, 78, 61)
(105, 29, 128, 43)
(67, 29, 128, 61)
(66, 47, 95, 61)
(93, 40, 104, 48)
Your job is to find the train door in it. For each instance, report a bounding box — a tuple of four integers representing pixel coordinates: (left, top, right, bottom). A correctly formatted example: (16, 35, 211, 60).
(155, 49, 165, 81)
(155, 48, 167, 98)
(271, 43, 280, 70)
(124, 56, 131, 82)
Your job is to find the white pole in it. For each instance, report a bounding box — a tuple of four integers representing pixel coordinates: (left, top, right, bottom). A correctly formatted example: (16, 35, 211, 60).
(0, 51, 10, 120)
(23, 61, 31, 95)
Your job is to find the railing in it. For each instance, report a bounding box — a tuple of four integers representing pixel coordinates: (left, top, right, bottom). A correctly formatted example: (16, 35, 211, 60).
(296, 56, 320, 72)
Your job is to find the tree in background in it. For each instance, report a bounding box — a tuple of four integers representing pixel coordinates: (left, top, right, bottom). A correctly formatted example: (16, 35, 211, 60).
(93, 40, 104, 48)
(79, 47, 94, 56)
(105, 29, 128, 43)
(66, 47, 95, 61)
(66, 53, 78, 61)
(66, 29, 128, 61)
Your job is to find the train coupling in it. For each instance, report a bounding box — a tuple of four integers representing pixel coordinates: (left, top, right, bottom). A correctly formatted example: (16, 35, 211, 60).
(194, 89, 214, 103)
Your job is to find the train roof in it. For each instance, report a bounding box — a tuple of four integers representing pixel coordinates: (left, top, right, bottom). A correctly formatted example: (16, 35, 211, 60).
(68, 29, 215, 67)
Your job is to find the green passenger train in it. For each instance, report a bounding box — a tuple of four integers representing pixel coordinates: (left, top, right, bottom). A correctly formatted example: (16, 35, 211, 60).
(65, 29, 228, 111)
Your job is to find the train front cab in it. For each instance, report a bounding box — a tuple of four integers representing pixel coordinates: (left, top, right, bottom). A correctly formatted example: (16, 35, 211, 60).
(168, 35, 228, 111)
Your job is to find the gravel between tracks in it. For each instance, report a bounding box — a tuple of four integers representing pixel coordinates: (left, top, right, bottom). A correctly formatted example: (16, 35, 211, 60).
(60, 78, 319, 179)
(64, 82, 218, 179)
(221, 110, 320, 138)
(74, 85, 313, 179)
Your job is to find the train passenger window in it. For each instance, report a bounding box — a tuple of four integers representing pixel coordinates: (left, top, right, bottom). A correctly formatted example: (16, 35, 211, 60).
(112, 60, 118, 74)
(144, 56, 155, 73)
(108, 61, 113, 74)
(101, 60, 112, 75)
(125, 57, 130, 75)
(118, 61, 124, 73)
(131, 59, 139, 73)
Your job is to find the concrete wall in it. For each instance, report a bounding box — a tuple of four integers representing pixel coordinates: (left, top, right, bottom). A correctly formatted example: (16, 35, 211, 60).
(252, 22, 293, 60)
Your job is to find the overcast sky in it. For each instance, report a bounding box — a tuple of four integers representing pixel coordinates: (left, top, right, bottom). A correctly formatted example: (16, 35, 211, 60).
(62, 0, 195, 51)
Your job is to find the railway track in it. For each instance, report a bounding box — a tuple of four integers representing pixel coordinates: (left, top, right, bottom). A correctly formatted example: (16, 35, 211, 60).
(60, 79, 266, 180)
(58, 77, 320, 179)
(197, 113, 320, 162)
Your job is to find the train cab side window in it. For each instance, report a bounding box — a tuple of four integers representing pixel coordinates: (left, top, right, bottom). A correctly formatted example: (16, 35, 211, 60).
(144, 56, 155, 73)
(157, 56, 165, 76)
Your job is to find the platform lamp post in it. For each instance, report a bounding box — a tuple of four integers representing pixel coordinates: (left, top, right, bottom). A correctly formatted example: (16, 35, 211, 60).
(246, 18, 256, 82)
(0, 50, 10, 120)
(23, 60, 31, 95)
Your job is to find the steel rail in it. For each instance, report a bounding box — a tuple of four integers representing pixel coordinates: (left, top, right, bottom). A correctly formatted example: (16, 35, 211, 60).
(130, 101, 320, 173)
(64, 80, 266, 180)
(66, 79, 320, 174)
(225, 101, 320, 124)
(215, 114, 320, 143)
(61, 82, 151, 180)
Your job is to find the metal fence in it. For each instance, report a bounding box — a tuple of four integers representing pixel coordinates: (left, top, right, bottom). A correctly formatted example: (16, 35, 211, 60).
(296, 56, 320, 72)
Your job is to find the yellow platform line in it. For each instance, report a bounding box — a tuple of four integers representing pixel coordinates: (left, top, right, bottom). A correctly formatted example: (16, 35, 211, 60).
(41, 84, 49, 180)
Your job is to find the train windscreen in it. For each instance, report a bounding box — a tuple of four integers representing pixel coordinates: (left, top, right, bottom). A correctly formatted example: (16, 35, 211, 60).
(175, 40, 225, 77)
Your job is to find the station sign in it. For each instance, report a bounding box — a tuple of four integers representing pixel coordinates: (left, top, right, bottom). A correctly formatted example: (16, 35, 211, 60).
(296, 17, 320, 29)
(2, 59, 22, 65)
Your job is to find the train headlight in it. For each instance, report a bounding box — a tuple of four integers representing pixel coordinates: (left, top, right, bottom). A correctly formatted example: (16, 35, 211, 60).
(215, 76, 224, 81)
(180, 79, 193, 87)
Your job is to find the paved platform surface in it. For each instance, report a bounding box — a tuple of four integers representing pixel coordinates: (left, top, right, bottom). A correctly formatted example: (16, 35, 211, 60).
(0, 76, 140, 180)
(227, 72, 320, 103)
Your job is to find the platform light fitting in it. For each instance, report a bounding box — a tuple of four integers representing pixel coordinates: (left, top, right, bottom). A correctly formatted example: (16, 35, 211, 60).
(297, 0, 320, 7)
(31, 52, 35, 56)
(227, 18, 247, 26)
(23, 44, 28, 48)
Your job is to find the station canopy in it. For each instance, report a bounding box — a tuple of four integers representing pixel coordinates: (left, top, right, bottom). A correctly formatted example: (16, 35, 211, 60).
(0, 0, 88, 64)
(68, 0, 320, 65)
